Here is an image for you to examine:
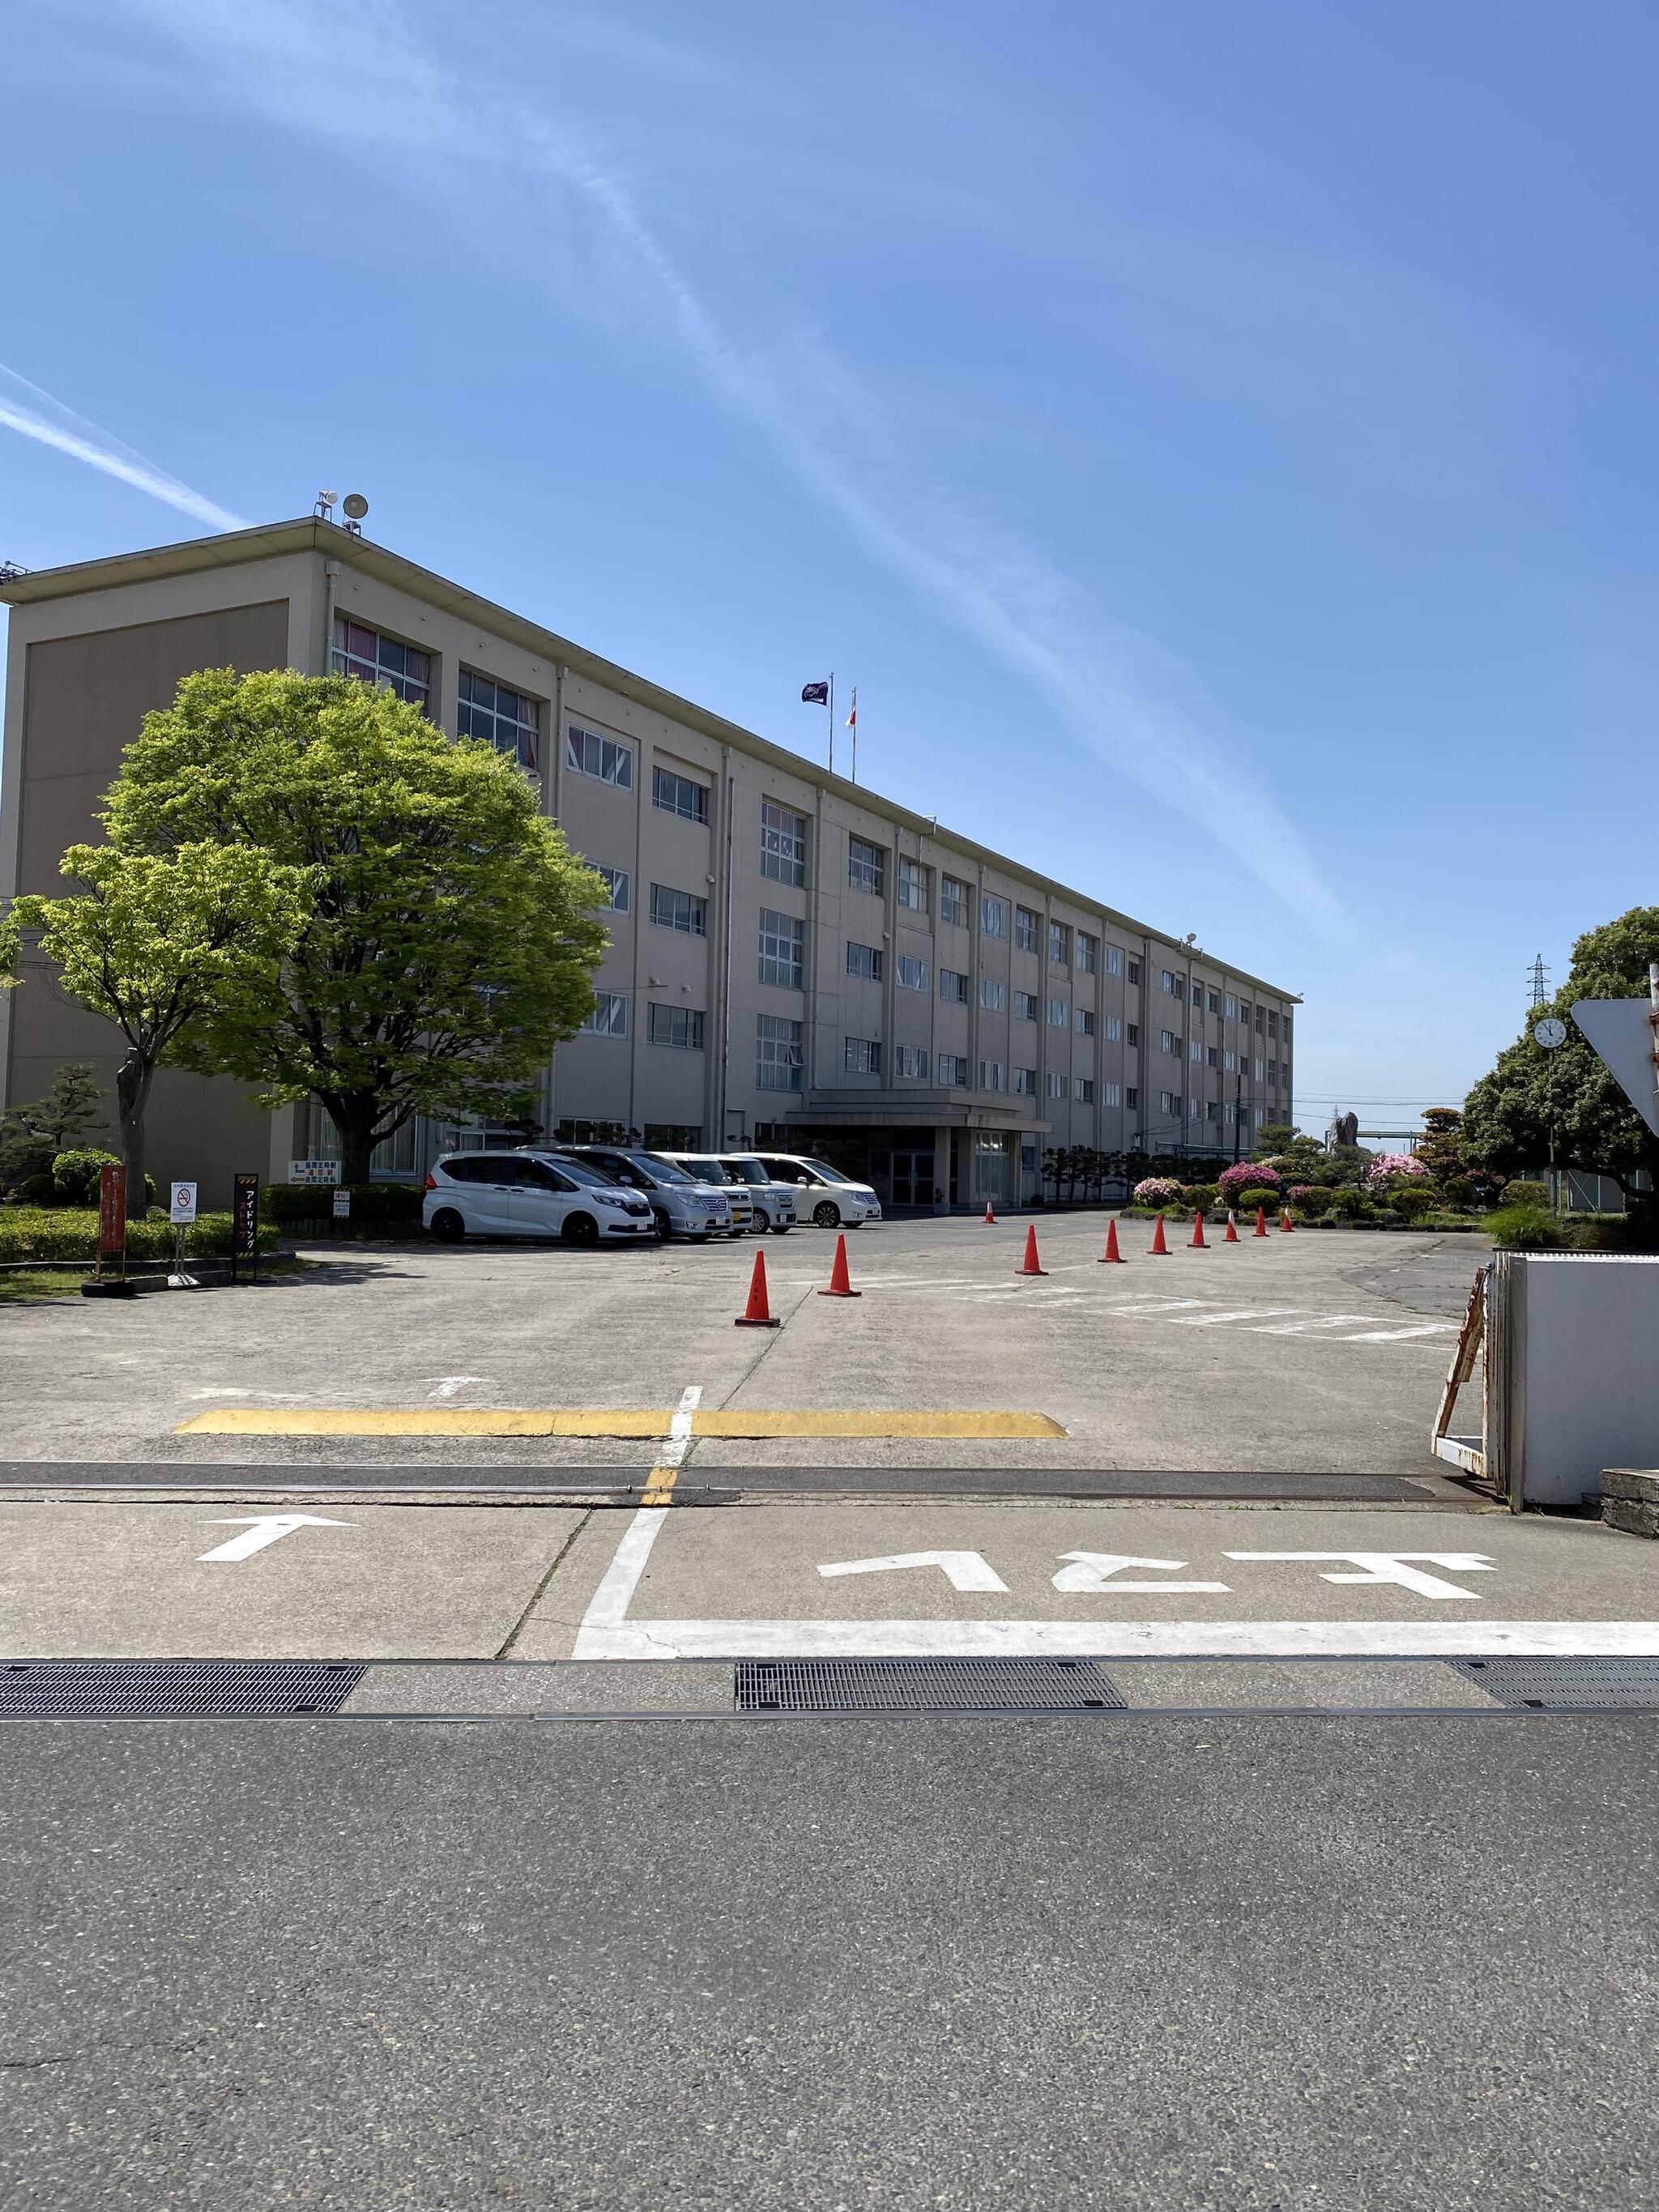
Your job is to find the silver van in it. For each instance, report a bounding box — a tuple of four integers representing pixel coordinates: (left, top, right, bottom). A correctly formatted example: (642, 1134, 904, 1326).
(719, 1155, 798, 1234)
(652, 1153, 756, 1235)
(549, 1147, 733, 1240)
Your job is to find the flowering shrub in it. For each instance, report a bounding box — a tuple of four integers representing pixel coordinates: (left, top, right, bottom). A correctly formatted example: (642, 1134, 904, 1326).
(1218, 1161, 1280, 1205)
(1132, 1177, 1183, 1208)
(1367, 1153, 1429, 1190)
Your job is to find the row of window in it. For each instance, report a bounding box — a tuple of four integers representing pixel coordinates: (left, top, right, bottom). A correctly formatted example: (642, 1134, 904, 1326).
(1158, 969, 1290, 1039)
(1157, 1090, 1264, 1126)
(579, 993, 704, 1051)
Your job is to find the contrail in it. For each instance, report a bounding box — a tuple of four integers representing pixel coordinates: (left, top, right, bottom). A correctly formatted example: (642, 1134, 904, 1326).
(0, 364, 246, 532)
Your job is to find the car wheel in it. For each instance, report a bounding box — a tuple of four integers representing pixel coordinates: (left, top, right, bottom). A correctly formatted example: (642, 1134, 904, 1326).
(561, 1213, 599, 1247)
(429, 1208, 465, 1244)
(812, 1200, 841, 1228)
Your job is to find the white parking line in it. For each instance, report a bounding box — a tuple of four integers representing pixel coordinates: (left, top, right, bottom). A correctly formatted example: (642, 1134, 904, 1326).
(1166, 1309, 1303, 1328)
(1337, 1324, 1459, 1342)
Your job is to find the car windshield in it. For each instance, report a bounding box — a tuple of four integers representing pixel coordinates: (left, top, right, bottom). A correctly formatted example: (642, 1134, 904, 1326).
(803, 1157, 857, 1185)
(678, 1157, 738, 1184)
(726, 1157, 770, 1186)
(539, 1155, 623, 1188)
(629, 1153, 696, 1185)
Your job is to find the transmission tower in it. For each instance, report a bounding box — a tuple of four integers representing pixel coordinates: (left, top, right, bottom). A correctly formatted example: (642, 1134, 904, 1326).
(1527, 953, 1550, 1008)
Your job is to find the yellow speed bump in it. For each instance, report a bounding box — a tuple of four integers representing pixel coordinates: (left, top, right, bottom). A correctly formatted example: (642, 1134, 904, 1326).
(175, 1407, 1066, 1439)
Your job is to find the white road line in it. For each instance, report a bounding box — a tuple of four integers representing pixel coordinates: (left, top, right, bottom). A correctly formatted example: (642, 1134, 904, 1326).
(1337, 1324, 1459, 1342)
(196, 1513, 353, 1562)
(574, 1618, 1659, 1660)
(573, 1383, 701, 1653)
(1166, 1309, 1303, 1328)
(818, 1550, 1009, 1593)
(1098, 1298, 1210, 1316)
(1246, 1315, 1382, 1336)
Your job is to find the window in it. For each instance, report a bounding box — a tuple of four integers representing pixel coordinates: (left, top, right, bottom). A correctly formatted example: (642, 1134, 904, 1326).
(938, 1054, 968, 1086)
(1254, 1057, 1265, 1080)
(1224, 1049, 1236, 1072)
(1013, 1066, 1038, 1096)
(1190, 1097, 1202, 1121)
(979, 978, 1007, 1012)
(1191, 982, 1204, 1008)
(895, 1045, 929, 1080)
(593, 864, 630, 913)
(898, 857, 928, 912)
(758, 909, 804, 989)
(847, 942, 884, 982)
(1105, 944, 1124, 978)
(1125, 1085, 1139, 1110)
(940, 970, 969, 1004)
(648, 1004, 705, 1050)
(1103, 1014, 1121, 1042)
(1077, 1078, 1095, 1104)
(1284, 1016, 1293, 1042)
(1049, 921, 1070, 965)
(653, 765, 709, 824)
(980, 893, 1009, 940)
(761, 800, 807, 886)
(940, 875, 969, 927)
(1047, 1072, 1067, 1100)
(1268, 1059, 1279, 1084)
(1206, 1046, 1219, 1068)
(651, 884, 706, 936)
(1208, 991, 1221, 1015)
(1239, 1000, 1252, 1025)
(1268, 1011, 1278, 1039)
(1076, 932, 1098, 974)
(332, 616, 430, 706)
(1208, 1100, 1222, 1123)
(566, 723, 633, 789)
(1223, 1102, 1235, 1125)
(1076, 1008, 1094, 1038)
(579, 991, 627, 1037)
(757, 1014, 803, 1092)
(458, 670, 538, 767)
(1102, 1080, 1120, 1106)
(1128, 958, 1142, 985)
(1255, 1008, 1266, 1034)
(1226, 995, 1238, 1020)
(848, 835, 885, 895)
(1160, 1029, 1180, 1055)
(978, 1061, 1007, 1091)
(1015, 906, 1039, 953)
(1047, 998, 1068, 1027)
(1014, 990, 1038, 1021)
(1160, 1090, 1183, 1117)
(896, 954, 929, 991)
(1190, 1038, 1203, 1063)
(1162, 970, 1176, 994)
(1127, 1022, 1140, 1047)
(844, 1037, 881, 1076)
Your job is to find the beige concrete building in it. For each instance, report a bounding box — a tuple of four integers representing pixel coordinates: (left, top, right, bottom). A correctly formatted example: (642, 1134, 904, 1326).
(1, 518, 1299, 1210)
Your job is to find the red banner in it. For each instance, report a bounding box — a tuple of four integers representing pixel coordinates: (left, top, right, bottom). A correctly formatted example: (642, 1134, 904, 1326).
(97, 1163, 127, 1258)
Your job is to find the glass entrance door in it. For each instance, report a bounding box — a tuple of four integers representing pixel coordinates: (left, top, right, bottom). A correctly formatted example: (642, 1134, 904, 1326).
(889, 1149, 936, 1207)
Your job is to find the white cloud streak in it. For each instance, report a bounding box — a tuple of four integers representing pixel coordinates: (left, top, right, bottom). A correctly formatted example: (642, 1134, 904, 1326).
(112, 0, 1346, 930)
(0, 361, 247, 532)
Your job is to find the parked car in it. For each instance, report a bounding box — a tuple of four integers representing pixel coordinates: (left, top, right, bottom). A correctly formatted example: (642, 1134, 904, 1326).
(753, 1153, 883, 1229)
(652, 1153, 757, 1234)
(424, 1150, 656, 1246)
(719, 1154, 798, 1234)
(549, 1147, 733, 1240)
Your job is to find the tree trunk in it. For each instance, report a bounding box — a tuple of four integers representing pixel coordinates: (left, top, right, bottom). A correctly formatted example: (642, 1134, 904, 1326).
(116, 1046, 153, 1214)
(326, 1097, 382, 1187)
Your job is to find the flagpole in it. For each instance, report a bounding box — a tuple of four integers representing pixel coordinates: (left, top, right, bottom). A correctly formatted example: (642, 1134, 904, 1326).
(850, 687, 857, 785)
(828, 671, 834, 778)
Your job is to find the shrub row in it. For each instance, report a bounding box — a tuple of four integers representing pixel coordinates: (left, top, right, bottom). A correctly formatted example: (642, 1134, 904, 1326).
(0, 1209, 279, 1263)
(261, 1183, 425, 1234)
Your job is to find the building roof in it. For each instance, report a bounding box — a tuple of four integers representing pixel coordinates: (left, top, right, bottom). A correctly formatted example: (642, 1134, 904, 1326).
(2, 518, 1299, 1001)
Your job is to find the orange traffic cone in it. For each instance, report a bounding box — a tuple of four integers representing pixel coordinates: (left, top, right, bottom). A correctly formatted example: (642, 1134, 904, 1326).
(1281, 1207, 1294, 1234)
(1099, 1218, 1124, 1264)
(819, 1233, 861, 1298)
(1150, 1213, 1169, 1255)
(1190, 1209, 1208, 1249)
(734, 1247, 781, 1328)
(1224, 1211, 1239, 1243)
(983, 1201, 996, 1225)
(1017, 1225, 1047, 1276)
(1253, 1207, 1269, 1238)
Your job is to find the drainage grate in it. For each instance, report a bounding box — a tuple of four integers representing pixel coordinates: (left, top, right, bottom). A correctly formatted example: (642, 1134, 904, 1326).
(0, 1660, 368, 1719)
(1449, 1658, 1659, 1710)
(735, 1657, 1124, 1714)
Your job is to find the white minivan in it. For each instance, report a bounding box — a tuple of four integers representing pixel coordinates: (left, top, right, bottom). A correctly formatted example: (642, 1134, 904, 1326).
(753, 1153, 883, 1229)
(719, 1155, 798, 1235)
(424, 1150, 656, 1245)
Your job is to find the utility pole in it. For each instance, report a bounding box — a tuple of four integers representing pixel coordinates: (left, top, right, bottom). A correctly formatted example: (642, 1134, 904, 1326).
(1527, 953, 1550, 1009)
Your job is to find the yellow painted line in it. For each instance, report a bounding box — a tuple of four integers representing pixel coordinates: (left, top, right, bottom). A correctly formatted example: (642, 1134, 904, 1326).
(176, 1407, 1067, 1440)
(639, 1464, 679, 1506)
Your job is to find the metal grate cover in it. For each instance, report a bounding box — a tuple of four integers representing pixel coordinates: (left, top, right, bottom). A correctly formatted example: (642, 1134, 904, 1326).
(736, 1657, 1124, 1714)
(1450, 1658, 1659, 1710)
(0, 1660, 367, 1718)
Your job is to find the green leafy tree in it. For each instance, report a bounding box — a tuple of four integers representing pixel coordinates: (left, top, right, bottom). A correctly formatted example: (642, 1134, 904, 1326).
(6, 843, 310, 1204)
(0, 1061, 106, 1188)
(1414, 1107, 1464, 1186)
(99, 668, 610, 1184)
(1253, 1122, 1299, 1155)
(1464, 907, 1659, 1198)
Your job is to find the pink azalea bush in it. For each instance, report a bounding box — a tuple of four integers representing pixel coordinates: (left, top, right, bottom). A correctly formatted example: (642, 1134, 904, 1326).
(1218, 1160, 1281, 1205)
(1132, 1177, 1183, 1207)
(1367, 1152, 1429, 1190)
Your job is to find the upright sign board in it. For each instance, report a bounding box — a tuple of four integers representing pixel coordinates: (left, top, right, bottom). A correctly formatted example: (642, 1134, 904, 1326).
(332, 1187, 352, 1221)
(288, 1160, 342, 1187)
(232, 1173, 260, 1286)
(169, 1182, 198, 1225)
(96, 1162, 127, 1278)
(1572, 991, 1659, 1139)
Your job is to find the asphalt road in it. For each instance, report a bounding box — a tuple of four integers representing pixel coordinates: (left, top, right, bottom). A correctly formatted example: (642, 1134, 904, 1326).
(4, 1715, 1655, 2210)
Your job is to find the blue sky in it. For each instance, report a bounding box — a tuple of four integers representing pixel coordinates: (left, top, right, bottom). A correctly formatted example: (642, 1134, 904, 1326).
(4, 0, 1656, 1136)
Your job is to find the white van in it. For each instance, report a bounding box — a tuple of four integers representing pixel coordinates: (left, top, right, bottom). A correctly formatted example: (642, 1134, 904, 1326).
(753, 1153, 883, 1229)
(652, 1153, 756, 1234)
(718, 1155, 798, 1234)
(424, 1151, 656, 1245)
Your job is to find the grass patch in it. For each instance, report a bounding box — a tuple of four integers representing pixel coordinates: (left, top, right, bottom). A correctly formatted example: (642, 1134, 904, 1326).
(0, 1268, 93, 1302)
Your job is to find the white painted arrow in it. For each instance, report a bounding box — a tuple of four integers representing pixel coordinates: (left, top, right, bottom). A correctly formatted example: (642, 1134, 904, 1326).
(197, 1514, 355, 1562)
(1052, 1553, 1232, 1593)
(817, 1550, 1009, 1593)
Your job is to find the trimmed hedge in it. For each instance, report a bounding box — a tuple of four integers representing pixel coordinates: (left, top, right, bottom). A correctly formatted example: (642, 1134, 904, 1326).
(0, 1208, 279, 1263)
(262, 1182, 425, 1235)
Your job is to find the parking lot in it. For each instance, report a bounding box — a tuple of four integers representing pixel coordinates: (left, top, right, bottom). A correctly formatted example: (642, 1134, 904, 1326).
(0, 1216, 1482, 1477)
